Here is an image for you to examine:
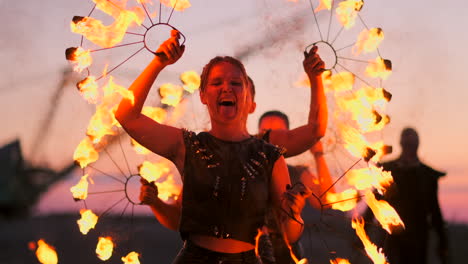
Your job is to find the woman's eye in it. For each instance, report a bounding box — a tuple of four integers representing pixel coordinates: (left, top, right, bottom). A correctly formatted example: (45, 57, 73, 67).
(231, 81, 242, 86)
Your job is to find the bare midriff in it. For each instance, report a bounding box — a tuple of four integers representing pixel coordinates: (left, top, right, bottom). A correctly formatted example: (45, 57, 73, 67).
(189, 235, 255, 253)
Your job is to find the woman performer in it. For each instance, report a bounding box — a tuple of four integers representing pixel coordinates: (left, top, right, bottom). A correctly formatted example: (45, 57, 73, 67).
(116, 30, 315, 263)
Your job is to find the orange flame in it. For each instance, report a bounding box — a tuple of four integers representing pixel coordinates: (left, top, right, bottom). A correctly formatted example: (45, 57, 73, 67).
(35, 239, 58, 264)
(315, 0, 332, 13)
(96, 237, 114, 261)
(160, 0, 191, 11)
(138, 160, 171, 183)
(336, 0, 364, 29)
(65, 47, 92, 73)
(365, 57, 392, 80)
(330, 258, 351, 264)
(335, 123, 373, 159)
(325, 188, 359, 212)
(103, 76, 135, 106)
(73, 137, 99, 168)
(180, 71, 201, 93)
(77, 76, 99, 104)
(87, 104, 119, 144)
(365, 192, 404, 234)
(159, 83, 183, 107)
(328, 71, 355, 92)
(71, 0, 145, 48)
(70, 174, 90, 201)
(122, 251, 141, 264)
(155, 174, 182, 201)
(353, 28, 384, 55)
(346, 166, 393, 193)
(77, 209, 99, 235)
(352, 218, 388, 264)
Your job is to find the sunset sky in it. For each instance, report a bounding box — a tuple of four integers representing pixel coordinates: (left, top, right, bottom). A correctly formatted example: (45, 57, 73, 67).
(1, 0, 467, 223)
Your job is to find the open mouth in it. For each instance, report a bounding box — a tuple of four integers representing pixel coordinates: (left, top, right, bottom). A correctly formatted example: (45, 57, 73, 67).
(218, 99, 236, 107)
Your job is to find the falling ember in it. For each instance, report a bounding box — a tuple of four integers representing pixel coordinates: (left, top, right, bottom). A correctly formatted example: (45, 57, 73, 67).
(155, 174, 182, 201)
(159, 83, 183, 107)
(71, 0, 145, 48)
(35, 239, 58, 264)
(160, 0, 191, 11)
(353, 28, 384, 55)
(365, 192, 404, 234)
(365, 57, 392, 80)
(352, 218, 388, 264)
(138, 160, 170, 183)
(70, 174, 90, 201)
(180, 71, 201, 93)
(122, 251, 141, 264)
(330, 258, 351, 264)
(325, 188, 359, 212)
(96, 237, 114, 261)
(336, 0, 364, 29)
(345, 166, 393, 193)
(77, 76, 99, 104)
(77, 209, 99, 235)
(315, 0, 332, 13)
(73, 137, 99, 168)
(65, 47, 92, 73)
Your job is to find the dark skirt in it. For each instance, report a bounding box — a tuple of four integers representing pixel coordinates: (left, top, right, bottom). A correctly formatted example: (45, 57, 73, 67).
(172, 240, 260, 264)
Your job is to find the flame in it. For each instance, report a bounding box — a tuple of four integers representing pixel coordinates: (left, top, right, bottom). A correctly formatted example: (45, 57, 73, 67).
(315, 0, 332, 12)
(180, 71, 201, 93)
(335, 123, 373, 160)
(77, 76, 99, 104)
(365, 57, 392, 80)
(352, 218, 388, 264)
(87, 103, 119, 144)
(70, 174, 90, 201)
(122, 251, 141, 264)
(159, 83, 183, 107)
(138, 160, 171, 183)
(160, 0, 191, 11)
(254, 228, 264, 257)
(325, 188, 359, 211)
(103, 76, 135, 106)
(71, 0, 145, 48)
(96, 237, 114, 261)
(142, 106, 167, 123)
(346, 166, 393, 193)
(330, 258, 351, 264)
(35, 239, 58, 264)
(353, 28, 384, 55)
(365, 192, 404, 234)
(65, 47, 92, 72)
(155, 174, 182, 201)
(131, 138, 151, 155)
(336, 0, 364, 29)
(77, 209, 99, 235)
(73, 137, 99, 168)
(328, 71, 355, 92)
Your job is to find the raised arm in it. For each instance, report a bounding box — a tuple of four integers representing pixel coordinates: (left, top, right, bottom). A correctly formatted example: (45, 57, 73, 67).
(115, 30, 186, 169)
(271, 156, 312, 243)
(269, 46, 327, 158)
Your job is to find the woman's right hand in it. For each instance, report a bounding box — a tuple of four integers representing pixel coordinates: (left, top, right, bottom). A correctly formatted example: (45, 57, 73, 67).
(155, 29, 185, 66)
(140, 178, 160, 205)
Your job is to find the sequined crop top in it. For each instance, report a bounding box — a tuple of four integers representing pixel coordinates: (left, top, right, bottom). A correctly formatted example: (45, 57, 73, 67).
(179, 130, 284, 245)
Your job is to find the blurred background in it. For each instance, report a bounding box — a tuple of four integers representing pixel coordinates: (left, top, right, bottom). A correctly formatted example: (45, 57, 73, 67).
(1, 0, 467, 263)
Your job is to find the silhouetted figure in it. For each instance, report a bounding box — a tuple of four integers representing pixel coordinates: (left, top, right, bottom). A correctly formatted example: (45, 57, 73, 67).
(365, 127, 449, 264)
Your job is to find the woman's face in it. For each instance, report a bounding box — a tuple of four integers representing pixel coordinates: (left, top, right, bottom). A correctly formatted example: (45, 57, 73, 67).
(200, 61, 255, 125)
